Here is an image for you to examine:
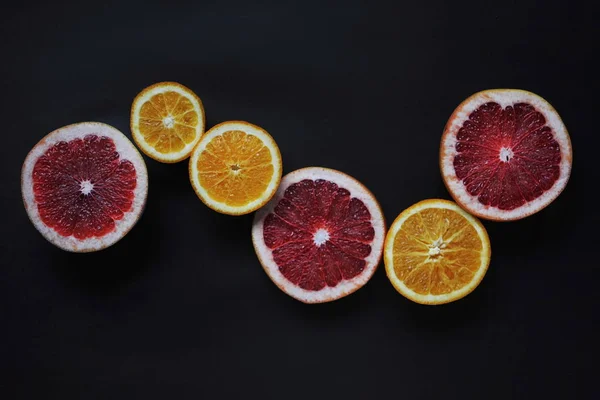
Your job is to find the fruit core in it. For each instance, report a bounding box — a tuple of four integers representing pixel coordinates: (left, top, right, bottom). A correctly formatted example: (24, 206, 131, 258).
(313, 228, 330, 246)
(499, 147, 513, 162)
(32, 134, 137, 240)
(80, 180, 94, 195)
(163, 116, 175, 128)
(262, 178, 375, 291)
(453, 102, 561, 211)
(427, 238, 446, 259)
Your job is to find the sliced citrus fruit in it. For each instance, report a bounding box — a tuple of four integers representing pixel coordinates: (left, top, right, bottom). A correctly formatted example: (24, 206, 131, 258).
(384, 199, 491, 305)
(21, 122, 148, 252)
(131, 81, 205, 163)
(252, 167, 386, 303)
(189, 121, 282, 215)
(440, 89, 572, 221)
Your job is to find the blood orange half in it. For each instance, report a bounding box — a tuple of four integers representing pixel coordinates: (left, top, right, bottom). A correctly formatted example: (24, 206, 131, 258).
(440, 89, 572, 221)
(21, 122, 148, 252)
(252, 167, 385, 303)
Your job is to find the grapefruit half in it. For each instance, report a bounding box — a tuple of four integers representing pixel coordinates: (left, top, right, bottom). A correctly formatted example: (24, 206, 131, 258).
(252, 167, 385, 303)
(440, 89, 572, 221)
(21, 122, 148, 252)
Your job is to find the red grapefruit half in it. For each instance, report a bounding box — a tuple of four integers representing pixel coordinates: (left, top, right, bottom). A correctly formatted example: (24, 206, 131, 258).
(252, 167, 386, 303)
(21, 122, 148, 252)
(440, 89, 572, 221)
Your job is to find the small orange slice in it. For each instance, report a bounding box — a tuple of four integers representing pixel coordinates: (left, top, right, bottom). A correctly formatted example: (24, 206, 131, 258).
(384, 199, 491, 305)
(189, 121, 282, 215)
(131, 82, 205, 163)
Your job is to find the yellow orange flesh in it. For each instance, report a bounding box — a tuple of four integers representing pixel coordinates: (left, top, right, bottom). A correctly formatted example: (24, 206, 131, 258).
(138, 93, 198, 153)
(131, 82, 205, 162)
(189, 121, 282, 215)
(384, 199, 491, 304)
(197, 130, 274, 207)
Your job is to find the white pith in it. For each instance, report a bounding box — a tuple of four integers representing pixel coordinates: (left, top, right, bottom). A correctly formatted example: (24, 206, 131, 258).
(189, 121, 282, 215)
(131, 83, 205, 162)
(313, 229, 330, 247)
(428, 240, 443, 257)
(441, 89, 572, 220)
(252, 167, 385, 303)
(384, 200, 491, 305)
(163, 116, 175, 129)
(21, 122, 148, 252)
(80, 180, 94, 195)
(499, 147, 513, 162)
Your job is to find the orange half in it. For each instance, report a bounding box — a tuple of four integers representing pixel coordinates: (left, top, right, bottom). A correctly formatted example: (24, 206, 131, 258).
(384, 199, 491, 304)
(131, 82, 205, 163)
(189, 121, 282, 215)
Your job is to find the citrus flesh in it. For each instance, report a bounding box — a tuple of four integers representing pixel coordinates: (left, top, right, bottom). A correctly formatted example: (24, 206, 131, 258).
(189, 121, 282, 215)
(131, 82, 205, 163)
(21, 122, 148, 252)
(441, 89, 572, 220)
(252, 167, 385, 303)
(384, 199, 490, 305)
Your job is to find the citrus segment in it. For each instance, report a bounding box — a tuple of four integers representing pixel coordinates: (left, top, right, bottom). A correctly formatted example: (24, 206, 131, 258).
(384, 199, 490, 304)
(189, 121, 282, 215)
(21, 122, 148, 252)
(441, 89, 572, 220)
(131, 82, 205, 163)
(252, 167, 385, 303)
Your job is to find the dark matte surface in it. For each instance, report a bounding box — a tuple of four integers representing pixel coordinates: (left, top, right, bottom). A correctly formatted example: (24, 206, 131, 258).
(1, 1, 597, 398)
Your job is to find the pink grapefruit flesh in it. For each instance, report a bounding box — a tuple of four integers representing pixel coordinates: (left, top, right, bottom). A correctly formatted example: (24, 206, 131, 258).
(21, 122, 148, 252)
(252, 167, 385, 303)
(440, 89, 572, 221)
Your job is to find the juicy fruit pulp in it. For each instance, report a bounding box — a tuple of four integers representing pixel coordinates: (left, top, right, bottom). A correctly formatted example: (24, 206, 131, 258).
(252, 167, 385, 303)
(196, 130, 274, 207)
(32, 135, 136, 239)
(263, 179, 375, 291)
(138, 90, 200, 154)
(454, 102, 561, 210)
(391, 207, 483, 296)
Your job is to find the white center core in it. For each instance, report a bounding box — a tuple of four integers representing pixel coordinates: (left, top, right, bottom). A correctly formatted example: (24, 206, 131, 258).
(428, 247, 441, 256)
(163, 116, 175, 129)
(313, 229, 330, 247)
(499, 147, 514, 162)
(428, 238, 445, 258)
(80, 180, 94, 195)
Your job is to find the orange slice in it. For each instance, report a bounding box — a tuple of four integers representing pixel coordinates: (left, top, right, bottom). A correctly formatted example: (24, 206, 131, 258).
(130, 82, 205, 163)
(189, 121, 282, 215)
(384, 199, 491, 305)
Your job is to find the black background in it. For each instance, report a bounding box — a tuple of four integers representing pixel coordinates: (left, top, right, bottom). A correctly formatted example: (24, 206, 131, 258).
(1, 1, 598, 399)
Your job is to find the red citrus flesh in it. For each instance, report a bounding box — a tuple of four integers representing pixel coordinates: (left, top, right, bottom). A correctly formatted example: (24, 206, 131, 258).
(454, 102, 560, 210)
(252, 167, 385, 303)
(441, 89, 572, 221)
(33, 135, 137, 239)
(263, 179, 374, 291)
